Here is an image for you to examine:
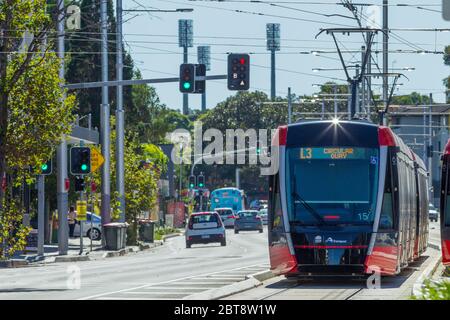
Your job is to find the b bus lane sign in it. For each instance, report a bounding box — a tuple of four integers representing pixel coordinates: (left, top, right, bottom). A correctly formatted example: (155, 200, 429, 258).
(76, 200, 87, 221)
(90, 146, 105, 172)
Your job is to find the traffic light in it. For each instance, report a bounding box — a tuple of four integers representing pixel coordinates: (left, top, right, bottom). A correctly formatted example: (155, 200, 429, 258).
(74, 176, 85, 192)
(70, 147, 91, 175)
(194, 63, 206, 94)
(227, 53, 250, 91)
(444, 0, 450, 21)
(179, 64, 195, 93)
(197, 174, 205, 188)
(189, 175, 196, 189)
(39, 159, 52, 175)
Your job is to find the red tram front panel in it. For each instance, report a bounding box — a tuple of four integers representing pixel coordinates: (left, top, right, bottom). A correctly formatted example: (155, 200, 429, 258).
(440, 140, 450, 266)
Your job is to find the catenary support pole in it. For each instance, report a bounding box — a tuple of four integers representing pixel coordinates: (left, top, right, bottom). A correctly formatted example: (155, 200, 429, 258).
(429, 93, 434, 204)
(116, 0, 125, 222)
(382, 0, 389, 125)
(100, 0, 111, 227)
(57, 0, 68, 255)
(288, 87, 292, 124)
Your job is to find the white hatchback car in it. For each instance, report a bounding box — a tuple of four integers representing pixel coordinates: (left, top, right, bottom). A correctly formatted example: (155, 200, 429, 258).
(185, 212, 226, 248)
(258, 208, 268, 225)
(214, 207, 236, 228)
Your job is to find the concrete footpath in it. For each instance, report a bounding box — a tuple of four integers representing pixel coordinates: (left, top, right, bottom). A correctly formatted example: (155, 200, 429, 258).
(0, 232, 182, 268)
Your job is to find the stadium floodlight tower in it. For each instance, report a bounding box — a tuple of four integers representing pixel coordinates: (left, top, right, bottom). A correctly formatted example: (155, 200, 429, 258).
(315, 28, 381, 120)
(266, 23, 280, 100)
(179, 19, 194, 115)
(197, 46, 211, 112)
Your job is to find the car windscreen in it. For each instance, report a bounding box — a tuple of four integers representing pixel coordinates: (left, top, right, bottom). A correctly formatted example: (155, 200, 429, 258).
(286, 147, 379, 226)
(190, 214, 219, 229)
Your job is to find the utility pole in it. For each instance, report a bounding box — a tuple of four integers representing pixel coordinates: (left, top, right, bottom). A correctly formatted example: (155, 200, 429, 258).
(116, 0, 125, 222)
(57, 0, 68, 255)
(266, 23, 280, 100)
(382, 0, 389, 125)
(361, 46, 366, 114)
(429, 93, 434, 204)
(198, 46, 211, 112)
(288, 87, 292, 124)
(333, 85, 338, 117)
(100, 0, 111, 226)
(179, 20, 193, 115)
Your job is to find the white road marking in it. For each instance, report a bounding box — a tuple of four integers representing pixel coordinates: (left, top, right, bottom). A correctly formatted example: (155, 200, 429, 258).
(78, 263, 265, 300)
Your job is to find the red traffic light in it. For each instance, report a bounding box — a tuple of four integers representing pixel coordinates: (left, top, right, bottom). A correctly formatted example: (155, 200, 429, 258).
(239, 58, 246, 65)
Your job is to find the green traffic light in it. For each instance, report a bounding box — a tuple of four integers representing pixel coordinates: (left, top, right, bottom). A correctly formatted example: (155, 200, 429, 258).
(41, 164, 48, 171)
(183, 82, 191, 90)
(81, 164, 88, 171)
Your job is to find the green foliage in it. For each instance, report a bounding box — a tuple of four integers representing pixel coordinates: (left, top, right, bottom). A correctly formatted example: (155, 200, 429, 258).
(0, 195, 32, 260)
(413, 280, 450, 300)
(0, 0, 76, 258)
(7, 52, 76, 172)
(154, 226, 179, 241)
(92, 117, 163, 245)
(391, 92, 431, 105)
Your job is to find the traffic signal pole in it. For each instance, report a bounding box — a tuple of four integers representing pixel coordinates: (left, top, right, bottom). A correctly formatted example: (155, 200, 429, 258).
(37, 175, 45, 256)
(56, 0, 69, 255)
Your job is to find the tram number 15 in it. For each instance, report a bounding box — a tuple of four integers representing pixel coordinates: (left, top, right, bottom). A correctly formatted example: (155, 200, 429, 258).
(300, 148, 312, 159)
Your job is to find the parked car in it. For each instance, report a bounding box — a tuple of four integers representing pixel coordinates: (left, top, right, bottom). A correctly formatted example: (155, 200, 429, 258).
(73, 212, 102, 240)
(234, 210, 263, 234)
(429, 204, 439, 222)
(258, 208, 268, 225)
(185, 211, 226, 248)
(214, 207, 236, 228)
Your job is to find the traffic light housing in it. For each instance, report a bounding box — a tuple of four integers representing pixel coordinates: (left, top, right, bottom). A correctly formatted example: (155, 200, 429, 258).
(39, 159, 52, 175)
(197, 174, 205, 188)
(189, 175, 196, 189)
(194, 63, 206, 94)
(74, 176, 85, 192)
(70, 147, 91, 175)
(227, 53, 250, 91)
(179, 64, 195, 93)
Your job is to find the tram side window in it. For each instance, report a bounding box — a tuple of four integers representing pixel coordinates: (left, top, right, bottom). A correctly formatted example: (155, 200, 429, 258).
(269, 174, 283, 230)
(446, 196, 450, 227)
(380, 155, 394, 230)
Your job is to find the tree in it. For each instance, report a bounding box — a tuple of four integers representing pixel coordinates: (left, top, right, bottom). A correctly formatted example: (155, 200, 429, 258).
(92, 117, 166, 245)
(0, 1, 76, 258)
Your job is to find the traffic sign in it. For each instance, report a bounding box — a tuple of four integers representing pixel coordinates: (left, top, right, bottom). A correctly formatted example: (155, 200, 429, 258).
(76, 200, 87, 221)
(90, 146, 105, 172)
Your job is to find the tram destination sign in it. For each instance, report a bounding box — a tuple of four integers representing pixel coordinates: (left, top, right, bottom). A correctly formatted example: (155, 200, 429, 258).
(299, 147, 374, 160)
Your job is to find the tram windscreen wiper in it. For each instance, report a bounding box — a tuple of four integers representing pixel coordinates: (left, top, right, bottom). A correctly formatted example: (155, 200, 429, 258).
(291, 191, 326, 225)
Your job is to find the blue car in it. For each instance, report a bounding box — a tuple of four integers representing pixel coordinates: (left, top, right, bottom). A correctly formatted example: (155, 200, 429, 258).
(234, 210, 263, 234)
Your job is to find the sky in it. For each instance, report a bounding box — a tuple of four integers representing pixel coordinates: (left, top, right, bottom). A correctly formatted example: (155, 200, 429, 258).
(121, 0, 450, 112)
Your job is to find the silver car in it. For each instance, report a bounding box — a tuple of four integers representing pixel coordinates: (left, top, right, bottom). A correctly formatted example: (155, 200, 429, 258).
(185, 212, 226, 248)
(215, 207, 236, 228)
(73, 212, 102, 240)
(258, 208, 268, 225)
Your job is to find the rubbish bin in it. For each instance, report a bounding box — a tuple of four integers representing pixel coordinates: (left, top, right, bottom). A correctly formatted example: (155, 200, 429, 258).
(103, 222, 128, 250)
(139, 219, 155, 243)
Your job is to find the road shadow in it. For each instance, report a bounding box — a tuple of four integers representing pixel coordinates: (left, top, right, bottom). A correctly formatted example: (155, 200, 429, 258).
(265, 254, 431, 290)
